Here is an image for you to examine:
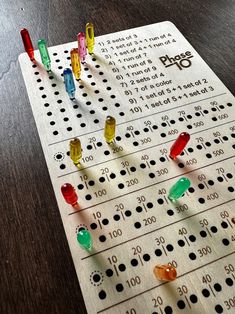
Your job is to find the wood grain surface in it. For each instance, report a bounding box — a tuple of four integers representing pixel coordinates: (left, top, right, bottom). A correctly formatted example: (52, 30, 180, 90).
(0, 1, 234, 313)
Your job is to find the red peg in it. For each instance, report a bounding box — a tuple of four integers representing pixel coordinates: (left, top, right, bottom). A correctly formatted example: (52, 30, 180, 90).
(170, 132, 190, 159)
(20, 28, 35, 61)
(61, 183, 78, 206)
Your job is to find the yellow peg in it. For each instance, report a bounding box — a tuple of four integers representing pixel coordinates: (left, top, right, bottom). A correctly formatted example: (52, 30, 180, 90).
(70, 138, 82, 165)
(85, 22, 95, 54)
(104, 116, 116, 143)
(70, 48, 81, 80)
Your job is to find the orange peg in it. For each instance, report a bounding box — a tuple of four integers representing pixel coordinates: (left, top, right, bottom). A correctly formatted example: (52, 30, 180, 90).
(154, 264, 177, 281)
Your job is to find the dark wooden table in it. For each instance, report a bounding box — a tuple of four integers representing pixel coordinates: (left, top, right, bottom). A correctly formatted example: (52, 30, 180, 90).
(0, 1, 234, 313)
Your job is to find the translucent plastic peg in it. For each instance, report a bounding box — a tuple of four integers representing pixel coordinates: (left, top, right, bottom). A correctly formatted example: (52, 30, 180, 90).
(154, 264, 177, 281)
(63, 68, 76, 99)
(77, 32, 87, 63)
(61, 183, 78, 206)
(170, 132, 190, 159)
(77, 230, 93, 250)
(20, 28, 34, 61)
(85, 22, 95, 54)
(168, 177, 191, 201)
(70, 138, 82, 165)
(70, 48, 81, 80)
(104, 116, 116, 143)
(38, 39, 51, 71)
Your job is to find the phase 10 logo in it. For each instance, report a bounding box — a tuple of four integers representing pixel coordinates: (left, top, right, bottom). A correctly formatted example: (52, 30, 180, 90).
(159, 51, 194, 70)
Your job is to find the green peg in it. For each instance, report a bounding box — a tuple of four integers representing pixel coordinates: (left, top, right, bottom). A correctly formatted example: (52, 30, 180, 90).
(77, 230, 93, 250)
(168, 177, 191, 201)
(38, 39, 51, 71)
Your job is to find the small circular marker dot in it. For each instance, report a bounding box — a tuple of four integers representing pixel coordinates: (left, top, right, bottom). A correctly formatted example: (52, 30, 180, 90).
(189, 294, 198, 304)
(131, 258, 138, 267)
(98, 290, 106, 300)
(106, 269, 113, 277)
(99, 235, 106, 242)
(164, 306, 173, 314)
(93, 274, 101, 283)
(143, 254, 150, 261)
(134, 222, 141, 229)
(210, 226, 218, 233)
(214, 283, 222, 292)
(136, 206, 143, 213)
(118, 264, 126, 272)
(177, 300, 186, 309)
(225, 278, 233, 286)
(202, 288, 210, 297)
(228, 186, 234, 192)
(85, 194, 92, 200)
(189, 235, 196, 242)
(222, 238, 230, 246)
(178, 239, 185, 247)
(208, 180, 214, 186)
(102, 218, 109, 226)
(215, 304, 223, 313)
(189, 252, 197, 260)
(200, 230, 207, 238)
(198, 197, 205, 204)
(125, 210, 132, 217)
(77, 184, 84, 190)
(166, 244, 174, 252)
(167, 209, 174, 216)
(157, 198, 164, 205)
(221, 221, 228, 228)
(99, 177, 105, 183)
(155, 249, 162, 257)
(113, 214, 120, 221)
(118, 183, 124, 189)
(116, 283, 124, 292)
(90, 223, 97, 230)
